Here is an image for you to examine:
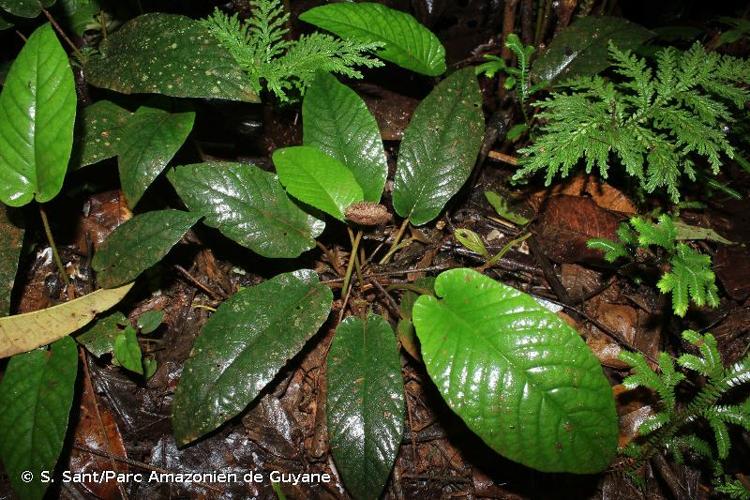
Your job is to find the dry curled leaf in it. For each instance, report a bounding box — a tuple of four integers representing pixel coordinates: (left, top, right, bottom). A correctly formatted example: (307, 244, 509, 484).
(345, 202, 391, 226)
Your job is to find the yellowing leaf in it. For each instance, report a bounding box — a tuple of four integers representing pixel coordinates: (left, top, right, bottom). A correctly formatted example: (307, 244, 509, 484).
(0, 283, 133, 358)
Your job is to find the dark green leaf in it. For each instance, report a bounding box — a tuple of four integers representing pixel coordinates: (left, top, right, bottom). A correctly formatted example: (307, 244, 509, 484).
(0, 205, 23, 316)
(303, 72, 387, 202)
(75, 311, 128, 357)
(413, 268, 618, 473)
(392, 68, 484, 225)
(172, 269, 333, 445)
(327, 314, 404, 500)
(300, 3, 446, 76)
(273, 146, 364, 221)
(92, 209, 200, 288)
(113, 326, 143, 375)
(0, 12, 13, 29)
(0, 337, 77, 500)
(118, 106, 194, 208)
(71, 100, 132, 170)
(0, 0, 55, 18)
(168, 162, 324, 258)
(137, 310, 163, 334)
(531, 16, 654, 83)
(0, 23, 76, 207)
(58, 0, 100, 35)
(85, 13, 260, 102)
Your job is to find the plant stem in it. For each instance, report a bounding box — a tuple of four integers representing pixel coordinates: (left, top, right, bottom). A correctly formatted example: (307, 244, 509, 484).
(42, 9, 83, 60)
(39, 204, 70, 286)
(379, 218, 410, 265)
(342, 230, 363, 296)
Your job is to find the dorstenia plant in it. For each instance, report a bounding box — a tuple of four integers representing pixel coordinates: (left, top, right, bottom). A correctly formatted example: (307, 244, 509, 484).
(515, 42, 750, 202)
(201, 0, 383, 101)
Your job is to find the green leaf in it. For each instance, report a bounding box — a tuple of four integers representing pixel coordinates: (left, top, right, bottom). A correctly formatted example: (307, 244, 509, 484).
(137, 310, 163, 334)
(0, 283, 133, 359)
(273, 146, 364, 221)
(0, 0, 55, 18)
(0, 12, 13, 29)
(58, 0, 100, 35)
(71, 100, 133, 170)
(85, 13, 260, 103)
(413, 268, 618, 473)
(92, 209, 200, 289)
(454, 228, 488, 257)
(303, 71, 387, 203)
(118, 106, 194, 208)
(392, 68, 484, 225)
(531, 16, 654, 83)
(0, 23, 76, 207)
(327, 314, 404, 500)
(0, 205, 23, 316)
(0, 336, 77, 500)
(172, 269, 332, 445)
(299, 2, 446, 76)
(168, 162, 324, 258)
(75, 311, 128, 357)
(484, 191, 530, 226)
(113, 326, 143, 375)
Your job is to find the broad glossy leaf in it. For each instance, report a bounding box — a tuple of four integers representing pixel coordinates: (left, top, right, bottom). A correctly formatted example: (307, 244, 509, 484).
(168, 162, 324, 258)
(0, 23, 76, 207)
(0, 336, 77, 500)
(273, 146, 364, 221)
(92, 209, 200, 288)
(75, 311, 128, 357)
(532, 16, 654, 83)
(300, 3, 446, 76)
(137, 310, 163, 334)
(413, 268, 618, 473)
(172, 270, 333, 445)
(118, 106, 194, 208)
(327, 315, 404, 500)
(0, 0, 55, 18)
(392, 68, 484, 225)
(85, 13, 259, 102)
(303, 72, 387, 202)
(71, 100, 132, 170)
(0, 283, 133, 358)
(0, 204, 23, 316)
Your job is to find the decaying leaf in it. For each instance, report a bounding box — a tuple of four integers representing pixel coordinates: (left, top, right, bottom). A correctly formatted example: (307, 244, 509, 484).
(0, 283, 134, 358)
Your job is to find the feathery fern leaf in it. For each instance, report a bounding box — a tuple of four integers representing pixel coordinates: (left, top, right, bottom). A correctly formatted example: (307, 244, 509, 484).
(516, 42, 750, 202)
(201, 0, 382, 101)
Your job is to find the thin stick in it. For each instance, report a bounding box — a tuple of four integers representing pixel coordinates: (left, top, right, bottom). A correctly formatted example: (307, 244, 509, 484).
(174, 265, 222, 300)
(487, 150, 520, 165)
(342, 230, 363, 295)
(317, 241, 345, 276)
(42, 9, 82, 59)
(39, 204, 70, 286)
(379, 218, 410, 265)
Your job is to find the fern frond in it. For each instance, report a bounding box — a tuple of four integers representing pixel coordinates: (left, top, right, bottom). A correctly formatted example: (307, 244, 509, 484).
(632, 214, 676, 251)
(515, 42, 750, 202)
(658, 244, 719, 316)
(202, 0, 382, 101)
(586, 238, 628, 262)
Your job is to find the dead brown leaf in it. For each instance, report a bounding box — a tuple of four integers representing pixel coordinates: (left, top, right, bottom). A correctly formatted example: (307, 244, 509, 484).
(530, 175, 637, 214)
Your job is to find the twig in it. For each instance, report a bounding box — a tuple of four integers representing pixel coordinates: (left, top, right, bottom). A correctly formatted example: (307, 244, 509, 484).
(42, 8, 82, 59)
(380, 218, 411, 265)
(528, 235, 572, 305)
(342, 229, 363, 295)
(369, 278, 401, 317)
(174, 265, 223, 300)
(487, 150, 519, 165)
